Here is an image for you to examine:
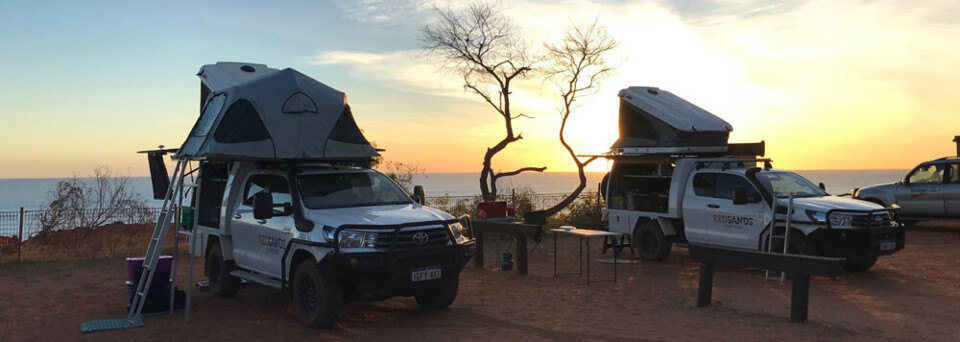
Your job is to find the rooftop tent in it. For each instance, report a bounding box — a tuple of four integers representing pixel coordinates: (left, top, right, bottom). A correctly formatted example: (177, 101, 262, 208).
(175, 62, 379, 161)
(612, 87, 732, 149)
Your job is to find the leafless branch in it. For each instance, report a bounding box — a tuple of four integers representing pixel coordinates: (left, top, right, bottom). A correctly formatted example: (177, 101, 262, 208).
(493, 166, 548, 179)
(421, 2, 541, 201)
(539, 20, 621, 217)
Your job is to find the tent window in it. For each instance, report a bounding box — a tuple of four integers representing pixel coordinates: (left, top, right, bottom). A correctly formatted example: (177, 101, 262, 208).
(619, 102, 659, 141)
(191, 93, 226, 137)
(214, 99, 271, 143)
(328, 105, 370, 145)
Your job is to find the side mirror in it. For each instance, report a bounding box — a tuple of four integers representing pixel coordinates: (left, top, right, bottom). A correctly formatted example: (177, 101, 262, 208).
(902, 178, 910, 186)
(732, 186, 748, 205)
(412, 185, 426, 205)
(818, 182, 826, 191)
(253, 192, 274, 220)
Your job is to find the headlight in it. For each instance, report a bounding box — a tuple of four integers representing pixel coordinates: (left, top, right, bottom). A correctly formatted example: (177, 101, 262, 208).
(805, 210, 826, 223)
(338, 230, 378, 248)
(829, 213, 854, 227)
(323, 226, 335, 241)
(448, 222, 468, 243)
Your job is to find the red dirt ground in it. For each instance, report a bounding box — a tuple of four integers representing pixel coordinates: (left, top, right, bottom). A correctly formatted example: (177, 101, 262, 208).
(1, 222, 959, 341)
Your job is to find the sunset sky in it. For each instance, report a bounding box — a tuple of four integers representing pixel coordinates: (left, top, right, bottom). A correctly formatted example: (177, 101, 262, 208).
(0, 0, 958, 179)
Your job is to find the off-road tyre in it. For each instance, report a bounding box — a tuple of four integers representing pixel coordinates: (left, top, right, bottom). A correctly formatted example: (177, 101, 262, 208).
(843, 253, 879, 273)
(634, 220, 671, 261)
(293, 261, 342, 328)
(771, 231, 817, 256)
(206, 243, 240, 298)
(415, 275, 460, 310)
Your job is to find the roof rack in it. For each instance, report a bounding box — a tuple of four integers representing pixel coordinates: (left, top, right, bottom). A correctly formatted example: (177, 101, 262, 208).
(695, 158, 773, 171)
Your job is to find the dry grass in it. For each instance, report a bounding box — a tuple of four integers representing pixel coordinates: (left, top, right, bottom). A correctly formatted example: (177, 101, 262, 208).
(0, 222, 187, 263)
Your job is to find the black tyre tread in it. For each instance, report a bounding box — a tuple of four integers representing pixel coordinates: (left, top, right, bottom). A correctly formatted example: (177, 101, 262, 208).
(415, 276, 460, 310)
(634, 220, 671, 261)
(771, 231, 817, 256)
(206, 244, 240, 298)
(843, 253, 879, 273)
(293, 261, 342, 328)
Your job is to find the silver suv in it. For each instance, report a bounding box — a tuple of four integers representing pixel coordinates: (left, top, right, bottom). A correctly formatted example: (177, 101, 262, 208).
(853, 157, 960, 221)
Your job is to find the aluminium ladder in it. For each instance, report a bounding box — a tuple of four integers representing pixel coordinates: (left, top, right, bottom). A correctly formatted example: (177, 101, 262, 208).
(765, 193, 794, 281)
(81, 158, 194, 332)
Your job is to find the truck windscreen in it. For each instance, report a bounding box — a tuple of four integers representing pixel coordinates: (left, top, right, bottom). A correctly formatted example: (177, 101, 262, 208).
(754, 171, 827, 198)
(298, 172, 412, 209)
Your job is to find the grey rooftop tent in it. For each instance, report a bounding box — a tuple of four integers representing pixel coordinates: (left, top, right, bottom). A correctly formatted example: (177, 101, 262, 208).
(175, 62, 379, 161)
(612, 87, 732, 149)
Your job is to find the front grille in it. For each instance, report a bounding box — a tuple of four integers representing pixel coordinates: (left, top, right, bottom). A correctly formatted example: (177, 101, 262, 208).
(850, 213, 892, 227)
(374, 226, 451, 249)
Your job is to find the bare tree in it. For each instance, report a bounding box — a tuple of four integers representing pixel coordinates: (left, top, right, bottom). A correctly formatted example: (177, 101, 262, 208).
(539, 20, 620, 217)
(39, 167, 145, 233)
(421, 2, 546, 201)
(377, 160, 425, 194)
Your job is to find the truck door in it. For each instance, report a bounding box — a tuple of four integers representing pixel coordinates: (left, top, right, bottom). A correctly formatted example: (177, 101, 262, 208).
(232, 173, 295, 276)
(681, 172, 716, 244)
(944, 163, 960, 216)
(897, 163, 946, 216)
(704, 173, 766, 250)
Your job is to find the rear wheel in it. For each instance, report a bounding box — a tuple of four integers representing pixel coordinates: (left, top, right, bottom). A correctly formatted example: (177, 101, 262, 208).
(206, 243, 239, 298)
(293, 261, 342, 328)
(415, 276, 460, 310)
(634, 221, 671, 261)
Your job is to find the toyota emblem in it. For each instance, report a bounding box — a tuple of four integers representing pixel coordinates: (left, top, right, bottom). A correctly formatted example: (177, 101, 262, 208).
(412, 231, 430, 245)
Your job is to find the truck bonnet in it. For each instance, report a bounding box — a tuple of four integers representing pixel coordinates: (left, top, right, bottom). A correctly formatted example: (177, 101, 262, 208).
(304, 204, 454, 229)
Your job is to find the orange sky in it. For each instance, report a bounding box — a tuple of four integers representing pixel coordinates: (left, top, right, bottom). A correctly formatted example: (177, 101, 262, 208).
(1, 1, 958, 178)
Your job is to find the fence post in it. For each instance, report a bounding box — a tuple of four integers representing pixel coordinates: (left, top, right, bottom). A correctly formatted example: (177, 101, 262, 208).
(18, 207, 24, 263)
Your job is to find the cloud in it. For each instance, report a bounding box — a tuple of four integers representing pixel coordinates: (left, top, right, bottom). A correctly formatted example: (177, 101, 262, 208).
(311, 49, 465, 98)
(330, 0, 441, 25)
(652, 0, 809, 25)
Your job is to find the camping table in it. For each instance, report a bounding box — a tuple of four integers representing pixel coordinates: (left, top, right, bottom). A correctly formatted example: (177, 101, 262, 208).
(549, 228, 626, 284)
(472, 220, 541, 275)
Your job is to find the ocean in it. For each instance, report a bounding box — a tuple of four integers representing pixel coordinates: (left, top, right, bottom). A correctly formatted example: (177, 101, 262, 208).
(0, 170, 909, 212)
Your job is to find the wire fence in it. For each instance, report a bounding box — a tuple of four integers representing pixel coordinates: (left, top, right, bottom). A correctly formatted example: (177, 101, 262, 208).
(0, 191, 600, 263)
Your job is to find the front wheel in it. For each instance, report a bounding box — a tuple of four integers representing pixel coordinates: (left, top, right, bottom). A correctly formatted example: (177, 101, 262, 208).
(634, 220, 671, 261)
(415, 276, 459, 310)
(293, 261, 342, 328)
(843, 253, 879, 273)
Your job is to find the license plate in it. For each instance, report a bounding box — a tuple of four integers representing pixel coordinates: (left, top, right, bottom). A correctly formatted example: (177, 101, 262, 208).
(879, 241, 897, 251)
(411, 266, 442, 282)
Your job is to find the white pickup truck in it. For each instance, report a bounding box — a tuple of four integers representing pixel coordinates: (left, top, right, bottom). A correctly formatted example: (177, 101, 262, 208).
(191, 162, 474, 327)
(600, 86, 905, 272)
(603, 157, 905, 272)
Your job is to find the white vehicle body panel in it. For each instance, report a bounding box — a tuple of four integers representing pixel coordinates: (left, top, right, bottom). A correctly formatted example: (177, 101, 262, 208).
(606, 163, 890, 252)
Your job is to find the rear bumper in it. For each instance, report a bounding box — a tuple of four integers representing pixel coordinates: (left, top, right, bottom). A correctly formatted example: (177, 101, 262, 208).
(327, 240, 475, 300)
(808, 226, 905, 258)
